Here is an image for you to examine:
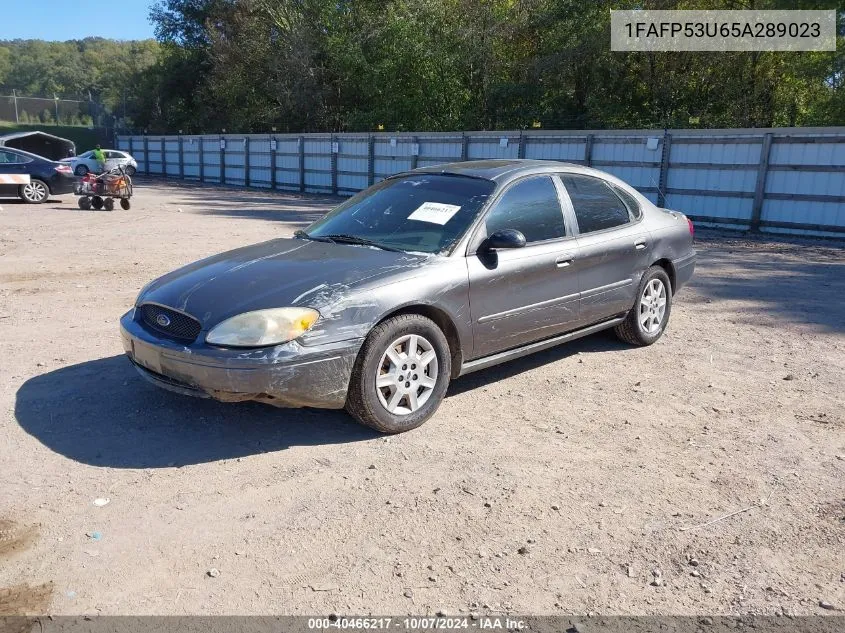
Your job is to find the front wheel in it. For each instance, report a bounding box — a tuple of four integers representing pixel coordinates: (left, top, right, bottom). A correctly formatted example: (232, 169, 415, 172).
(78, 196, 91, 210)
(346, 314, 451, 433)
(614, 266, 672, 346)
(75, 164, 89, 176)
(103, 198, 115, 211)
(19, 179, 49, 203)
(125, 165, 136, 176)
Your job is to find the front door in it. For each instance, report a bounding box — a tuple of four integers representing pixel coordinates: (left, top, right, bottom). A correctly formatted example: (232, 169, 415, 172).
(467, 175, 580, 359)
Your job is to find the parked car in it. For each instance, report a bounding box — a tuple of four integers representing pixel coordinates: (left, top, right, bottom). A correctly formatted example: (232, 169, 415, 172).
(121, 160, 696, 433)
(0, 147, 75, 203)
(61, 149, 137, 176)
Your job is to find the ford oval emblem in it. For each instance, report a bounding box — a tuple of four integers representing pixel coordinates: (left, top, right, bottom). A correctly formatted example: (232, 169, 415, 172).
(156, 313, 171, 327)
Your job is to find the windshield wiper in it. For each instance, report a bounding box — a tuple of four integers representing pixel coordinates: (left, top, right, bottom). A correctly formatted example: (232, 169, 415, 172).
(294, 229, 335, 243)
(318, 234, 403, 252)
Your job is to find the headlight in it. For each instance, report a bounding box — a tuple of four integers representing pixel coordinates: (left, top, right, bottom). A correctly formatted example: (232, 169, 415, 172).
(206, 307, 319, 347)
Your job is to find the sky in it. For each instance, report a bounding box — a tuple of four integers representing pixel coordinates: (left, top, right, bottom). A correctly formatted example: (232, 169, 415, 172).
(0, 0, 158, 41)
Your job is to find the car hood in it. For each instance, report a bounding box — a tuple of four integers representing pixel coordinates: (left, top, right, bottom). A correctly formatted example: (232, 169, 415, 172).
(138, 238, 432, 328)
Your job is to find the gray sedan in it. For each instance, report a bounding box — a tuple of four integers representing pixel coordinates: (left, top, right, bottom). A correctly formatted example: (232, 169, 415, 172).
(121, 160, 695, 433)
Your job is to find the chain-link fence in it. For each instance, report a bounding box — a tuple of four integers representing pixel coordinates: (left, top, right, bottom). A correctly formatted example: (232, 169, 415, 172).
(0, 93, 108, 127)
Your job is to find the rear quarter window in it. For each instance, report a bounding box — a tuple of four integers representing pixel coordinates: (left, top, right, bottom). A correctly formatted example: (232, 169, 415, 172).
(613, 186, 643, 220)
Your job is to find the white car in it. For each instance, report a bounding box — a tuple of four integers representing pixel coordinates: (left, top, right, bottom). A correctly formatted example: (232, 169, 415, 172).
(62, 150, 137, 176)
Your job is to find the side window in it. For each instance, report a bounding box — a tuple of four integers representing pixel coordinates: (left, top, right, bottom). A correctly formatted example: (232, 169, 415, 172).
(0, 150, 22, 164)
(560, 174, 631, 234)
(614, 185, 642, 220)
(484, 176, 566, 243)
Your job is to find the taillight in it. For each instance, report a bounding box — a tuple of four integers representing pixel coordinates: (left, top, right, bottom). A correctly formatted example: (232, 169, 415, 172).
(687, 217, 695, 238)
(55, 165, 73, 175)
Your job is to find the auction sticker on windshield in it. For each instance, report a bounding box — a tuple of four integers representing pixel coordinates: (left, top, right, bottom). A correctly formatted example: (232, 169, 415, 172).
(407, 202, 462, 225)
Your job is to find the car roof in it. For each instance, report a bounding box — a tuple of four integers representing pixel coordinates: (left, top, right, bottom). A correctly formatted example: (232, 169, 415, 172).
(411, 159, 589, 182)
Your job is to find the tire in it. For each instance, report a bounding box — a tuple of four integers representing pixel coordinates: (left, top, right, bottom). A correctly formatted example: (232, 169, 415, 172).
(120, 198, 131, 210)
(103, 198, 115, 211)
(19, 179, 49, 204)
(91, 196, 104, 210)
(615, 266, 672, 346)
(125, 165, 136, 176)
(346, 314, 451, 434)
(75, 164, 89, 176)
(78, 196, 91, 210)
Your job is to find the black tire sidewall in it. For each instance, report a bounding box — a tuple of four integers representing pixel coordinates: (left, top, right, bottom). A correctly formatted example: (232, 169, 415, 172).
(352, 316, 451, 433)
(633, 268, 672, 343)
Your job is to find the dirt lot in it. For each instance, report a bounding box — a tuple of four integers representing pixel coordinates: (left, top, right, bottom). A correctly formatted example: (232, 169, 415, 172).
(0, 179, 843, 617)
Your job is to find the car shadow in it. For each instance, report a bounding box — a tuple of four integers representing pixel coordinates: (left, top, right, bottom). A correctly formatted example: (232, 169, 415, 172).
(687, 239, 845, 333)
(0, 197, 66, 205)
(14, 355, 377, 469)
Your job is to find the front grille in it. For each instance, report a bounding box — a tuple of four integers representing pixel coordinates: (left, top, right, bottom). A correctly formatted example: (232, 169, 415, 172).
(138, 303, 202, 342)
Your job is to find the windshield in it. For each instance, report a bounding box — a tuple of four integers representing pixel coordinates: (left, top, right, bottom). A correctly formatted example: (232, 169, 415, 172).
(305, 174, 496, 254)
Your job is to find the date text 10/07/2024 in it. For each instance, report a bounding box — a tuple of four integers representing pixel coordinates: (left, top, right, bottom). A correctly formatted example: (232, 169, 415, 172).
(307, 617, 527, 630)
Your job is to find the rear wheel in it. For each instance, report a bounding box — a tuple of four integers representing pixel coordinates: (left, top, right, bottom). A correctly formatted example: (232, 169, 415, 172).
(103, 197, 115, 211)
(75, 164, 89, 176)
(125, 165, 136, 176)
(90, 196, 104, 210)
(120, 198, 131, 210)
(346, 314, 451, 434)
(77, 196, 91, 210)
(615, 266, 672, 346)
(19, 179, 49, 203)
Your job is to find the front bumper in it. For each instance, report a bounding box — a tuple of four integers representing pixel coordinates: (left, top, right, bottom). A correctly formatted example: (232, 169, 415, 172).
(120, 310, 362, 409)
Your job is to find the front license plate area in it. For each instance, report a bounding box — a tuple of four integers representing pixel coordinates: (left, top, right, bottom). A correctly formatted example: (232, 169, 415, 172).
(132, 340, 163, 374)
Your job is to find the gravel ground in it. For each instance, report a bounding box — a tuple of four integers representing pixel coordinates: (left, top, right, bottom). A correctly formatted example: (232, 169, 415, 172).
(0, 179, 843, 617)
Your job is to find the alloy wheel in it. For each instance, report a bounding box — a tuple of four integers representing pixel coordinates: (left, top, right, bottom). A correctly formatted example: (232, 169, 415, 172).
(375, 334, 439, 415)
(23, 181, 48, 202)
(639, 278, 667, 334)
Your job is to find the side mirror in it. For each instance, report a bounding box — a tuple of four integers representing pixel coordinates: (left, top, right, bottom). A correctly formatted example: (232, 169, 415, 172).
(484, 228, 526, 250)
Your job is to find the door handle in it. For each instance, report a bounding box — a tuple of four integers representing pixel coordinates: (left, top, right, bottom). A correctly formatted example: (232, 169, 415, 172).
(634, 239, 648, 250)
(555, 255, 573, 268)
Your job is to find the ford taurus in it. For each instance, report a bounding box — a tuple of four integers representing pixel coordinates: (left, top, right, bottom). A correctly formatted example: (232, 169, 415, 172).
(120, 160, 695, 433)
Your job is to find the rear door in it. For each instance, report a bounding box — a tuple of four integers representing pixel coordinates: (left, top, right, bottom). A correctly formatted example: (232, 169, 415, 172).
(558, 173, 652, 324)
(104, 151, 121, 170)
(467, 175, 580, 358)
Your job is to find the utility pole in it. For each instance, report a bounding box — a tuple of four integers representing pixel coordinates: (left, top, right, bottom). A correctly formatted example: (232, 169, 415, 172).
(12, 89, 18, 124)
(54, 95, 59, 126)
